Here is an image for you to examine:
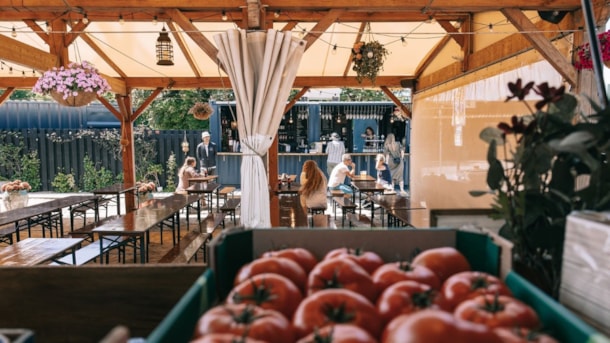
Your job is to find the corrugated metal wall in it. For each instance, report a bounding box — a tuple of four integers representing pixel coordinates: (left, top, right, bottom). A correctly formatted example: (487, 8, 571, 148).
(0, 101, 120, 129)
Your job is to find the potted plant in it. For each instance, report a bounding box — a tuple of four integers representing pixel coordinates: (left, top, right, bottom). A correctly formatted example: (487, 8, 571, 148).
(188, 102, 214, 120)
(351, 40, 389, 84)
(32, 61, 111, 107)
(471, 79, 610, 298)
(573, 29, 610, 70)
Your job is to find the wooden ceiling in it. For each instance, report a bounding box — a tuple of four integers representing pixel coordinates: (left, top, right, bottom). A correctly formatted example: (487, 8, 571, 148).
(0, 0, 601, 96)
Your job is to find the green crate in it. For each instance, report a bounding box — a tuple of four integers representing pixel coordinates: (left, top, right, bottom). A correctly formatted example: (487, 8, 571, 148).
(148, 228, 608, 343)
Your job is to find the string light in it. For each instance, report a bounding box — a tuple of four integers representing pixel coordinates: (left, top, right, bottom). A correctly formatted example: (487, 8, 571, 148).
(401, 36, 407, 47)
(82, 13, 89, 24)
(299, 28, 306, 38)
(21, 70, 25, 78)
(11, 26, 16, 37)
(274, 10, 281, 18)
(9, 67, 13, 75)
(152, 15, 158, 25)
(488, 23, 493, 32)
(119, 14, 124, 24)
(221, 10, 228, 21)
(46, 22, 52, 32)
(332, 44, 337, 55)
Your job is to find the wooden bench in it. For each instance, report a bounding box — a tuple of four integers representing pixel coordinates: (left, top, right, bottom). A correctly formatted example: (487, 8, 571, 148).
(70, 196, 112, 231)
(312, 214, 337, 229)
(332, 196, 357, 227)
(217, 186, 236, 207)
(220, 198, 241, 224)
(348, 213, 375, 228)
(200, 213, 226, 233)
(67, 216, 118, 242)
(50, 235, 128, 266)
(0, 226, 15, 245)
(157, 231, 208, 264)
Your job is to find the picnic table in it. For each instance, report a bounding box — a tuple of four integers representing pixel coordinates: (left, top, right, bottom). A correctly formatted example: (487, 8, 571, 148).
(0, 238, 83, 266)
(93, 183, 137, 215)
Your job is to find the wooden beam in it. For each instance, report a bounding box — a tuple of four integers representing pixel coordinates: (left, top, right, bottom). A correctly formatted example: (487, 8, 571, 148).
(79, 34, 127, 79)
(166, 8, 220, 67)
(380, 86, 411, 119)
(133, 87, 163, 120)
(23, 20, 49, 44)
(501, 8, 577, 86)
(98, 96, 122, 120)
(0, 35, 58, 71)
(65, 21, 89, 46)
(302, 9, 346, 52)
(167, 21, 202, 77)
(285, 87, 311, 114)
(437, 20, 464, 48)
(0, 88, 15, 105)
(415, 35, 452, 78)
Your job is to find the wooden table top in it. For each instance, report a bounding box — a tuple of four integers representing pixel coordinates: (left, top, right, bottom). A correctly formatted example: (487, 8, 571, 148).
(188, 175, 219, 185)
(92, 183, 137, 195)
(0, 238, 84, 266)
(352, 174, 375, 182)
(369, 194, 426, 211)
(0, 195, 97, 227)
(275, 182, 302, 195)
(279, 196, 308, 228)
(186, 182, 222, 194)
(351, 181, 386, 193)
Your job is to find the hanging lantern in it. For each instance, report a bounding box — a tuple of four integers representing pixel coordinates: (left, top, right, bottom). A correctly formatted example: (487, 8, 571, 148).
(181, 132, 189, 153)
(156, 26, 174, 66)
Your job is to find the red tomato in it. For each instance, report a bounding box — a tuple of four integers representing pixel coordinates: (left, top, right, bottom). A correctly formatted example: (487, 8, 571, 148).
(292, 289, 382, 339)
(411, 247, 471, 282)
(227, 273, 303, 319)
(193, 303, 294, 343)
(441, 271, 513, 311)
(324, 247, 384, 274)
(307, 257, 377, 303)
(296, 324, 378, 343)
(381, 310, 503, 343)
(494, 327, 559, 343)
(234, 256, 307, 292)
(376, 280, 447, 325)
(372, 261, 441, 293)
(191, 333, 268, 343)
(261, 247, 318, 273)
(454, 294, 540, 329)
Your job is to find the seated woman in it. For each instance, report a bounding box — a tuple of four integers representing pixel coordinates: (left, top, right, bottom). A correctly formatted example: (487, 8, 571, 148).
(175, 156, 201, 193)
(299, 160, 328, 215)
(375, 154, 392, 186)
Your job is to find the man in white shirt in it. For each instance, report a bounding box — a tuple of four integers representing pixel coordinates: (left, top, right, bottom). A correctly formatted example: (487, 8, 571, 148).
(326, 132, 345, 177)
(328, 154, 357, 195)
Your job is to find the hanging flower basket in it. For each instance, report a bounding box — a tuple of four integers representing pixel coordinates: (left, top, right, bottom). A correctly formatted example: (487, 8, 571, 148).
(573, 30, 610, 70)
(50, 90, 98, 107)
(188, 102, 214, 120)
(32, 61, 111, 107)
(351, 40, 389, 84)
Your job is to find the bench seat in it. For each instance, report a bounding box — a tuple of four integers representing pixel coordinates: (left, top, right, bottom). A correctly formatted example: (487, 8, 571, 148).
(347, 213, 374, 228)
(333, 196, 357, 226)
(50, 235, 127, 266)
(200, 213, 226, 233)
(220, 198, 240, 224)
(158, 231, 208, 264)
(67, 216, 118, 242)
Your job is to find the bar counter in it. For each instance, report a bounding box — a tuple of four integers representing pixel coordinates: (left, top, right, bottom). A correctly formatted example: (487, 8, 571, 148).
(216, 152, 410, 187)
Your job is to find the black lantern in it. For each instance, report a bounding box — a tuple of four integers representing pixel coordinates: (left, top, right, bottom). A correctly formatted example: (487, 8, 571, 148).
(156, 26, 174, 66)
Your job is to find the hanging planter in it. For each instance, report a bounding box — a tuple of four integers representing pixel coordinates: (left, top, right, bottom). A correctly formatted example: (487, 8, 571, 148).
(189, 102, 214, 120)
(351, 40, 389, 84)
(32, 61, 111, 107)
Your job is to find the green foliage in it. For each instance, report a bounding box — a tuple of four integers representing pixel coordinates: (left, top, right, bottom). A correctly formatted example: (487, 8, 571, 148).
(20, 151, 41, 191)
(339, 88, 388, 101)
(472, 80, 610, 298)
(165, 152, 177, 192)
(81, 155, 115, 191)
(52, 170, 77, 193)
(134, 89, 213, 130)
(0, 133, 41, 191)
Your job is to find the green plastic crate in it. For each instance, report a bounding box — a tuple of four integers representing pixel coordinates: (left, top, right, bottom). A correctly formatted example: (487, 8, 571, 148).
(148, 228, 608, 343)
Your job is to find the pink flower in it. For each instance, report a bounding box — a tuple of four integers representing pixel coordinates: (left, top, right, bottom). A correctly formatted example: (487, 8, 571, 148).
(573, 30, 610, 70)
(32, 61, 111, 99)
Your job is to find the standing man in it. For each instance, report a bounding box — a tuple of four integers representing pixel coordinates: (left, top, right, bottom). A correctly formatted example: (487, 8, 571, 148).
(196, 131, 218, 175)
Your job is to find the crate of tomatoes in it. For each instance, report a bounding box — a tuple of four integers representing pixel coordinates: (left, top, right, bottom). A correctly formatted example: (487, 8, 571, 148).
(148, 228, 608, 343)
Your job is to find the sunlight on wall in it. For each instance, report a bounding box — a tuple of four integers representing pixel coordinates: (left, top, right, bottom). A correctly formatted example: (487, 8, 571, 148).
(409, 60, 562, 227)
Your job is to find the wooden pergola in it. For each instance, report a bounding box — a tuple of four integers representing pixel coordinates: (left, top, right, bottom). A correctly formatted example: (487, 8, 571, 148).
(0, 0, 607, 224)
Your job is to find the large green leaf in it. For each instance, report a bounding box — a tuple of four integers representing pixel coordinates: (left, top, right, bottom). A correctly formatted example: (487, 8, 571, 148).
(480, 127, 505, 145)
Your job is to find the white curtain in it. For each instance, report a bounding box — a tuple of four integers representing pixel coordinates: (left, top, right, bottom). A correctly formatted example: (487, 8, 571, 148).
(214, 29, 305, 228)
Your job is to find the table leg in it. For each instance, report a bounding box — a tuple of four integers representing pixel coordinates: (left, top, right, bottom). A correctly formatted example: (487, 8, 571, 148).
(175, 212, 180, 244)
(141, 234, 147, 264)
(116, 193, 121, 215)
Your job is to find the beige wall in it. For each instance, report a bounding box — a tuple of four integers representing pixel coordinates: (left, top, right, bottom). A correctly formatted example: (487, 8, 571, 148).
(409, 59, 564, 227)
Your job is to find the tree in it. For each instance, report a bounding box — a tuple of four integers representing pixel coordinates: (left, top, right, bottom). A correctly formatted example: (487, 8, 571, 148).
(134, 89, 213, 130)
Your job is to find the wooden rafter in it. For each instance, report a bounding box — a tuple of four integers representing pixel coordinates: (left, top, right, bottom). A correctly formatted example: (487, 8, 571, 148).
(23, 20, 49, 44)
(166, 9, 220, 66)
(167, 21, 202, 77)
(302, 9, 346, 52)
(79, 33, 128, 79)
(436, 20, 464, 48)
(133, 87, 163, 119)
(285, 87, 311, 114)
(415, 35, 452, 79)
(343, 22, 367, 77)
(0, 88, 15, 105)
(380, 86, 411, 119)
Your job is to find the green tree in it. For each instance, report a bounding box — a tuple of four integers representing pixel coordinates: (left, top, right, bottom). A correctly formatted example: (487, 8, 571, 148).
(81, 155, 114, 191)
(0, 133, 41, 190)
(134, 89, 213, 130)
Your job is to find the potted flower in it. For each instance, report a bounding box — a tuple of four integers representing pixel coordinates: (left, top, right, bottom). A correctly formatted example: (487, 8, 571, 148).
(470, 79, 610, 298)
(188, 102, 214, 120)
(1, 179, 31, 206)
(573, 29, 610, 70)
(351, 40, 389, 84)
(32, 61, 111, 107)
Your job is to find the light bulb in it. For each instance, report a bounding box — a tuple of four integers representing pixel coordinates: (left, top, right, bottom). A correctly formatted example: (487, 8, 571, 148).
(401, 36, 407, 47)
(21, 71, 25, 78)
(82, 14, 89, 24)
(119, 15, 124, 24)
(367, 51, 373, 58)
(299, 28, 306, 38)
(152, 16, 158, 25)
(332, 44, 337, 55)
(221, 11, 228, 21)
(488, 23, 493, 32)
(9, 67, 13, 75)
(274, 10, 280, 18)
(11, 26, 16, 37)
(46, 22, 52, 32)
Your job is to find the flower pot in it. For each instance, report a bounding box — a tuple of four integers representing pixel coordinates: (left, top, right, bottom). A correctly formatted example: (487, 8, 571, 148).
(50, 91, 97, 107)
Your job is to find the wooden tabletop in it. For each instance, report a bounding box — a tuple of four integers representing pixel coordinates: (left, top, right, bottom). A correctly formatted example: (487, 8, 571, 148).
(92, 183, 137, 195)
(188, 175, 219, 185)
(352, 174, 375, 182)
(186, 182, 221, 194)
(0, 238, 84, 266)
(369, 194, 426, 211)
(0, 195, 97, 227)
(274, 182, 302, 195)
(279, 196, 308, 228)
(351, 180, 386, 193)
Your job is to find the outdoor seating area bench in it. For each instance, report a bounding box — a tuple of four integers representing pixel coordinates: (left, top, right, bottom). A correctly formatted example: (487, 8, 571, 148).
(200, 213, 226, 233)
(220, 198, 240, 224)
(0, 226, 14, 245)
(217, 186, 236, 207)
(50, 235, 127, 266)
(69, 196, 112, 231)
(66, 215, 118, 242)
(157, 231, 208, 264)
(348, 213, 374, 227)
(332, 195, 357, 226)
